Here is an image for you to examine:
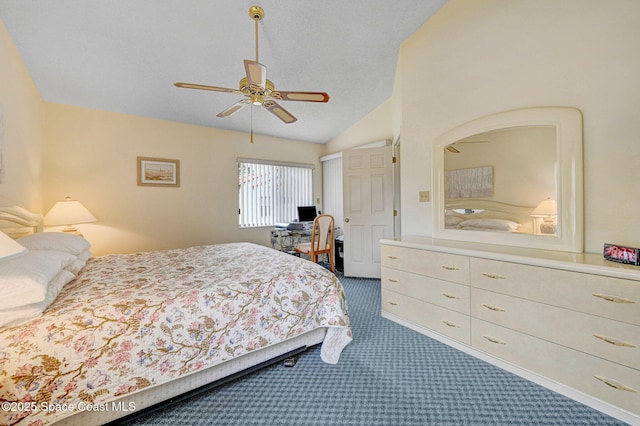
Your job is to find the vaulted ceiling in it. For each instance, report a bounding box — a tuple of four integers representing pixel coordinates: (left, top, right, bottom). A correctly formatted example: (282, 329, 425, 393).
(0, 1, 446, 143)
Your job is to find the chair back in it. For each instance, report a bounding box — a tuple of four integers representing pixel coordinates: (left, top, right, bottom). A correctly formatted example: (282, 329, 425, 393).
(311, 214, 334, 252)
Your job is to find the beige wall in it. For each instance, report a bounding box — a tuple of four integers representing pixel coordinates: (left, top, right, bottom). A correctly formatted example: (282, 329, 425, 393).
(444, 127, 556, 208)
(0, 20, 43, 211)
(42, 103, 325, 256)
(398, 0, 640, 253)
(325, 98, 393, 154)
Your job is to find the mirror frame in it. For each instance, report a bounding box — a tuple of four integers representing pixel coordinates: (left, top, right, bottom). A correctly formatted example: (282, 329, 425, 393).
(432, 107, 584, 253)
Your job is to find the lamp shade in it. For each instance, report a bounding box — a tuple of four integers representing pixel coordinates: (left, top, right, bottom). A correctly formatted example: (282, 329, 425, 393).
(0, 231, 27, 259)
(44, 197, 97, 229)
(531, 198, 557, 217)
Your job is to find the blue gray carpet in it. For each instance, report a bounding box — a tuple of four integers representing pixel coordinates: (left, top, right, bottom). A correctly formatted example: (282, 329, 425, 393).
(127, 274, 625, 425)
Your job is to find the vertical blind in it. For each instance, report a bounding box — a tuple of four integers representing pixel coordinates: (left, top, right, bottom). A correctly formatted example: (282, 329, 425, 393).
(238, 159, 313, 227)
(321, 154, 343, 235)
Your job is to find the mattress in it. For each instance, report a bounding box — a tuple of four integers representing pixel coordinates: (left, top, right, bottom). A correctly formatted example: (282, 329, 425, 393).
(0, 242, 352, 425)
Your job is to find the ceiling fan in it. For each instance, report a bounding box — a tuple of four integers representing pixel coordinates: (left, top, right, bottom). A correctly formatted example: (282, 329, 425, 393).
(445, 140, 489, 153)
(174, 6, 329, 142)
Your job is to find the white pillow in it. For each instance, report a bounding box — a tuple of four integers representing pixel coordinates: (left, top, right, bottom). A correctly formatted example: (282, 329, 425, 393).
(0, 250, 76, 309)
(0, 269, 75, 327)
(66, 249, 92, 275)
(458, 218, 520, 232)
(17, 232, 90, 256)
(42, 269, 76, 307)
(445, 216, 465, 226)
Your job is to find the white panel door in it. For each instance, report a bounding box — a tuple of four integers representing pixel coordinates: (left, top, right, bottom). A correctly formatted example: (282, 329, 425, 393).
(343, 146, 393, 278)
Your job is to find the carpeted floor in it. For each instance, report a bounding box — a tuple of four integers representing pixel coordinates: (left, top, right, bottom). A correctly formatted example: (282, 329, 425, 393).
(126, 273, 626, 425)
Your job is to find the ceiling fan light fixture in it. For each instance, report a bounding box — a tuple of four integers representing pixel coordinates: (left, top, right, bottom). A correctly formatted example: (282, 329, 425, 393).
(173, 5, 328, 137)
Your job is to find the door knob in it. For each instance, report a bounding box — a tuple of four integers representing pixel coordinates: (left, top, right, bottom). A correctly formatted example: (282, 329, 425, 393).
(344, 218, 350, 223)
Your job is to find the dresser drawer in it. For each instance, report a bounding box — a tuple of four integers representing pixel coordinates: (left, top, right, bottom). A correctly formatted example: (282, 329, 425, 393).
(382, 267, 470, 314)
(472, 319, 640, 415)
(470, 258, 640, 325)
(381, 245, 469, 284)
(382, 289, 470, 344)
(471, 288, 640, 370)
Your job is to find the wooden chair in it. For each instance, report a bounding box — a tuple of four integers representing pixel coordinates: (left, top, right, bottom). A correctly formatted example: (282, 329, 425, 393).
(294, 214, 335, 272)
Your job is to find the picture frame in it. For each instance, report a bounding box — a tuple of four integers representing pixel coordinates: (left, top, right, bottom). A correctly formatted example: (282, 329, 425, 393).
(137, 157, 180, 187)
(445, 165, 493, 199)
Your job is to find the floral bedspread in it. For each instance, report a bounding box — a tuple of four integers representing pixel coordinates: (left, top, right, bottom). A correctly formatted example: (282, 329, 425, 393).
(0, 243, 352, 425)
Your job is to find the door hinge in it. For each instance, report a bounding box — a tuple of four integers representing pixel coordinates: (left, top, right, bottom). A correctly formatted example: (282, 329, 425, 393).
(392, 156, 397, 164)
(393, 209, 398, 217)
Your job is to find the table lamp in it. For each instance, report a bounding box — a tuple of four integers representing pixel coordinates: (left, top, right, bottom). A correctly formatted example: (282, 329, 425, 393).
(44, 196, 97, 235)
(531, 198, 557, 234)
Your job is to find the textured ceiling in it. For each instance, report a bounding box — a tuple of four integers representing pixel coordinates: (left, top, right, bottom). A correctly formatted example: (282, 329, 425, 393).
(0, 1, 446, 144)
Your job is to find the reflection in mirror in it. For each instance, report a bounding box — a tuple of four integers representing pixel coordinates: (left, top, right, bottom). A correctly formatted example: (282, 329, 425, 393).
(444, 125, 556, 236)
(432, 107, 583, 253)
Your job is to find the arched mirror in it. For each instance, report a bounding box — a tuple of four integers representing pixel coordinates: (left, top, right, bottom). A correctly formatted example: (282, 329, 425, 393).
(432, 107, 583, 253)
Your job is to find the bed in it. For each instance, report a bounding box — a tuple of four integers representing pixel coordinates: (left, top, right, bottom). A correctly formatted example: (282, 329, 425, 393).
(0, 206, 352, 425)
(444, 199, 536, 234)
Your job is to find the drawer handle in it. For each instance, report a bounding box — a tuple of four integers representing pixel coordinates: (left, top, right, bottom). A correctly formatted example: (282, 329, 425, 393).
(481, 272, 505, 280)
(482, 304, 506, 312)
(592, 293, 635, 304)
(388, 301, 399, 306)
(387, 256, 398, 260)
(482, 335, 506, 345)
(442, 320, 460, 328)
(594, 376, 637, 392)
(441, 265, 459, 271)
(593, 334, 637, 348)
(442, 293, 460, 300)
(387, 278, 399, 283)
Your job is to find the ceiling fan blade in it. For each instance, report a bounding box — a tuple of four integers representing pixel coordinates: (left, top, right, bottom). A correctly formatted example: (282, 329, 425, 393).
(263, 101, 297, 124)
(217, 100, 250, 118)
(174, 82, 241, 94)
(272, 91, 330, 103)
(243, 60, 267, 88)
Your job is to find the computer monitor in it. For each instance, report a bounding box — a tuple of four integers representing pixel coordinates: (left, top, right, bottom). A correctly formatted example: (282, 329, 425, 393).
(297, 206, 317, 223)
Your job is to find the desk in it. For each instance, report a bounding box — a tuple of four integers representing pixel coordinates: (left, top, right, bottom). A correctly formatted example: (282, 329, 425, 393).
(271, 229, 312, 253)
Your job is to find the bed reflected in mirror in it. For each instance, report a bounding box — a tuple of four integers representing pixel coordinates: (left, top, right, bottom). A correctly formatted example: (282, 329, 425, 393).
(444, 125, 556, 236)
(432, 107, 584, 253)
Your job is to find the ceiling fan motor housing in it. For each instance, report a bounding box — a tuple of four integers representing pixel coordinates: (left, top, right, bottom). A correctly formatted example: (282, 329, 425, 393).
(249, 6, 264, 21)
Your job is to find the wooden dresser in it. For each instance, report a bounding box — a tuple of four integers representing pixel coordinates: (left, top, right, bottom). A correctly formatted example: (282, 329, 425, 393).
(380, 237, 640, 425)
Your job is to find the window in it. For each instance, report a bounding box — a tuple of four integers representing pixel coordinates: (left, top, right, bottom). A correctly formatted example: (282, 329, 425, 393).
(238, 158, 313, 227)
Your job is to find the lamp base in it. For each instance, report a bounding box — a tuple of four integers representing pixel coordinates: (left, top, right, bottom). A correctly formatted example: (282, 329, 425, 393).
(61, 226, 83, 237)
(539, 221, 556, 235)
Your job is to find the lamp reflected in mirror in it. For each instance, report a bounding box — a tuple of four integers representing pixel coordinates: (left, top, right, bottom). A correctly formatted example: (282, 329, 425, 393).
(531, 198, 557, 235)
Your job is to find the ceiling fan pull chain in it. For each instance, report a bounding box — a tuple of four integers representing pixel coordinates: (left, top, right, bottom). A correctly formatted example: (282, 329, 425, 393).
(250, 105, 254, 143)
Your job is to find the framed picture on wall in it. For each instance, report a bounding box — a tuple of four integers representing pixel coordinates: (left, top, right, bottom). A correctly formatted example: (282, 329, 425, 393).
(445, 165, 493, 199)
(137, 157, 180, 187)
